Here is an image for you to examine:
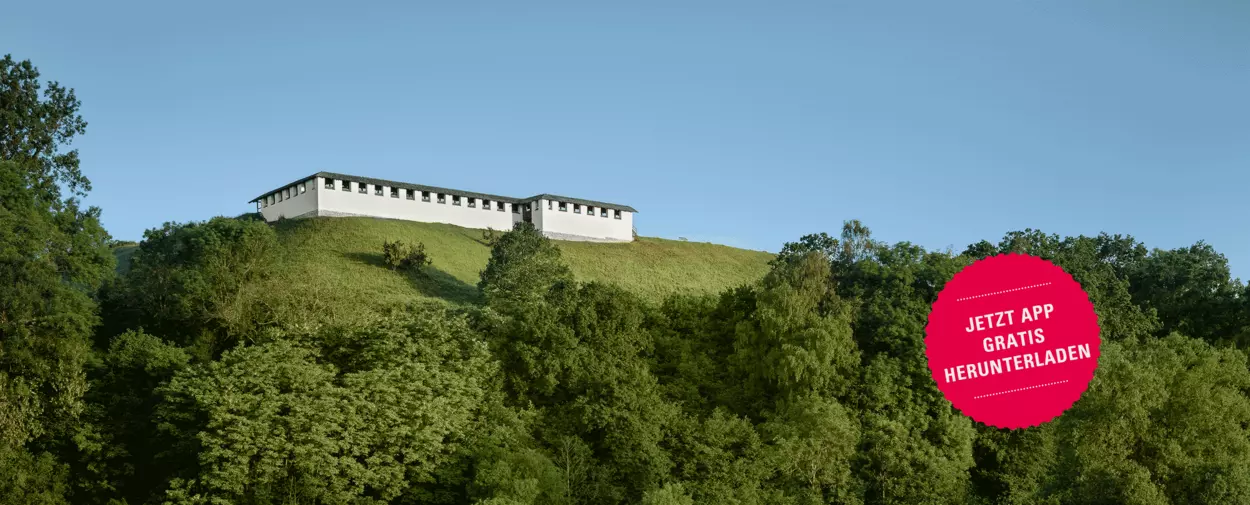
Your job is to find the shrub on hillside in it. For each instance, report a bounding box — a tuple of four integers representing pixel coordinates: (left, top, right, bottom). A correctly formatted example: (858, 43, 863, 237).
(383, 240, 433, 273)
(482, 226, 500, 246)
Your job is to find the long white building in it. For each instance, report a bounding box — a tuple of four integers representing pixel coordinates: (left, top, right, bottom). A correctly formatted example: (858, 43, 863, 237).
(250, 172, 637, 242)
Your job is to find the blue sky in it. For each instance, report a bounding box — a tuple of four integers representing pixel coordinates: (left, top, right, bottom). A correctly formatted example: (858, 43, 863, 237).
(5, 1, 1249, 277)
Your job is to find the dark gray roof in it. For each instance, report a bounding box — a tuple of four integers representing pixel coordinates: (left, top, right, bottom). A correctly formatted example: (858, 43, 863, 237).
(250, 171, 638, 213)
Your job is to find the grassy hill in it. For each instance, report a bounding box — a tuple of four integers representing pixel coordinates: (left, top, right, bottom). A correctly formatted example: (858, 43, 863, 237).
(116, 217, 775, 324)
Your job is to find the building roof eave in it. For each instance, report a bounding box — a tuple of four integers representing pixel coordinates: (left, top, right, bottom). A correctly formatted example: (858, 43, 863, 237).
(248, 174, 318, 203)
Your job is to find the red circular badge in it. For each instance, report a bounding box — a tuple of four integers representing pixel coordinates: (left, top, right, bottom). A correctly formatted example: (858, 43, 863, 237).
(925, 254, 1101, 429)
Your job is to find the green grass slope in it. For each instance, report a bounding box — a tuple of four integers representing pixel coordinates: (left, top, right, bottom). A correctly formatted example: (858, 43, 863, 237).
(214, 217, 772, 324)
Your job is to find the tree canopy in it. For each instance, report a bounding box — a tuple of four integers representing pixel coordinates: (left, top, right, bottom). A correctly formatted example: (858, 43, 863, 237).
(0, 55, 113, 505)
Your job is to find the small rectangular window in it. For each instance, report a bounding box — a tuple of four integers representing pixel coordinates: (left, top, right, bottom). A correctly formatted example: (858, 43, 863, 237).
(358, 183, 367, 194)
(406, 189, 415, 200)
(268, 195, 275, 205)
(573, 204, 581, 214)
(511, 203, 520, 214)
(586, 206, 594, 216)
(261, 199, 268, 208)
(281, 189, 288, 200)
(559, 202, 567, 212)
(299, 183, 306, 194)
(437, 193, 446, 203)
(482, 199, 491, 210)
(324, 179, 334, 190)
(468, 198, 476, 208)
(422, 191, 431, 202)
(342, 181, 351, 192)
(452, 195, 461, 206)
(374, 185, 383, 196)
(601, 208, 608, 218)
(498, 201, 506, 212)
(390, 187, 399, 198)
(548, 200, 553, 210)
(614, 210, 622, 220)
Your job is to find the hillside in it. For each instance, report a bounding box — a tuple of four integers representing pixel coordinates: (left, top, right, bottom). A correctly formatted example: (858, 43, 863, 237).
(116, 217, 774, 323)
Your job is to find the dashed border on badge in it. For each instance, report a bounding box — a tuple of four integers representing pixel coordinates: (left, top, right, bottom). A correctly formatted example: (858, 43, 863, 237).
(973, 380, 1069, 400)
(956, 282, 1052, 302)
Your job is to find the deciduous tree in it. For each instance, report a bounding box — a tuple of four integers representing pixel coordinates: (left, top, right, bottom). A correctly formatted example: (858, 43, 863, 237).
(0, 55, 113, 505)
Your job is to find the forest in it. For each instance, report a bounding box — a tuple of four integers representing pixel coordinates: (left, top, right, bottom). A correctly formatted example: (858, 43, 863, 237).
(4, 54, 1250, 505)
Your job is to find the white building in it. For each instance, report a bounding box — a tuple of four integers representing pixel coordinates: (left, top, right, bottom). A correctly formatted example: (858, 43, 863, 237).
(250, 172, 637, 242)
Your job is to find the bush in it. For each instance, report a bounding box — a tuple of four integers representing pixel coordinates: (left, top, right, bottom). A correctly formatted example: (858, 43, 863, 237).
(383, 240, 433, 273)
(482, 227, 500, 247)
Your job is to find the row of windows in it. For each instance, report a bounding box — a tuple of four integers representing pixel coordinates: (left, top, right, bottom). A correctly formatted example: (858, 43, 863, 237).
(547, 199, 622, 219)
(324, 179, 522, 213)
(260, 182, 308, 208)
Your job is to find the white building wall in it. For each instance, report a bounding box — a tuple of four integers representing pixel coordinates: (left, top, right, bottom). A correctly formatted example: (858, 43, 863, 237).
(258, 180, 319, 221)
(315, 177, 516, 230)
(511, 206, 524, 227)
(531, 201, 546, 230)
(536, 198, 634, 241)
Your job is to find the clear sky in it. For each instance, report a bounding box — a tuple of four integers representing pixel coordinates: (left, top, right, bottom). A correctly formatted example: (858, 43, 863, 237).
(5, 1, 1248, 277)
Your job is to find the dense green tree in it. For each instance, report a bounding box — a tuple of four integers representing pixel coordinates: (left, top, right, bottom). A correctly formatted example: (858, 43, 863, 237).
(761, 395, 862, 504)
(969, 424, 1059, 505)
(857, 354, 975, 505)
(663, 409, 776, 504)
(648, 285, 762, 418)
(524, 282, 681, 504)
(72, 330, 190, 504)
(1045, 334, 1250, 505)
(639, 483, 695, 505)
(101, 216, 278, 351)
(478, 222, 573, 313)
(0, 55, 114, 505)
(480, 227, 686, 503)
(772, 233, 839, 269)
(647, 293, 723, 412)
(458, 401, 565, 505)
(0, 448, 70, 505)
(786, 226, 975, 505)
(1125, 242, 1248, 346)
(156, 306, 494, 504)
(0, 55, 91, 197)
(734, 252, 859, 407)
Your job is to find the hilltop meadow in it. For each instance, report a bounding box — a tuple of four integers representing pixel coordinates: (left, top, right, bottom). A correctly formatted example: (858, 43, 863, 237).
(6, 55, 1250, 505)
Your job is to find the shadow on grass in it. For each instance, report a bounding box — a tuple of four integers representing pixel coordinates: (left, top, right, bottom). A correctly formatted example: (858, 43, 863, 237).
(341, 252, 481, 305)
